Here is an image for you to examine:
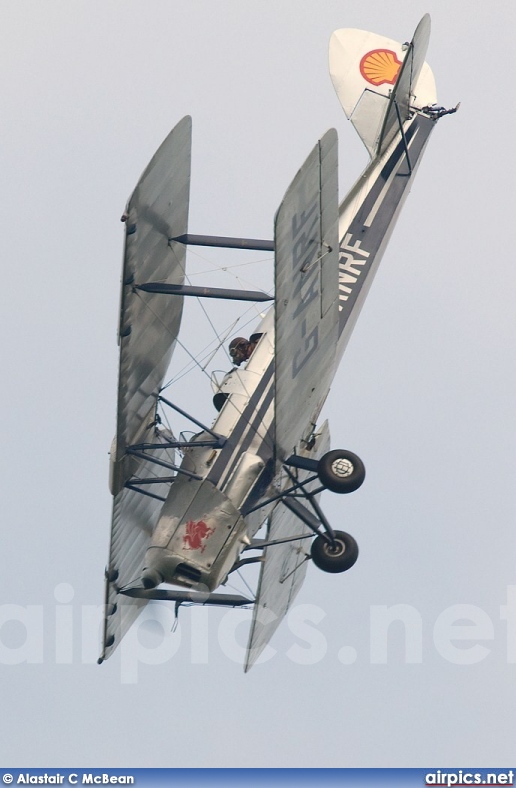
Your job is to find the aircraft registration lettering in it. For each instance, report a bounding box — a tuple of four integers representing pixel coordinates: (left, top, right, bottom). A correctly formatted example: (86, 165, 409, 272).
(338, 232, 370, 304)
(292, 320, 318, 377)
(292, 204, 318, 270)
(290, 199, 321, 378)
(292, 275, 319, 320)
(291, 204, 320, 316)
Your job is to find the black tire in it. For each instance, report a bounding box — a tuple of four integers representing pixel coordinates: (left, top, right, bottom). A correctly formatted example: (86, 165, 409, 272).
(317, 449, 365, 494)
(311, 530, 359, 573)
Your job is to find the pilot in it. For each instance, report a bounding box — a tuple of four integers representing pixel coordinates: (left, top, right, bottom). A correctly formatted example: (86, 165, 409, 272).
(228, 334, 262, 367)
(213, 333, 264, 412)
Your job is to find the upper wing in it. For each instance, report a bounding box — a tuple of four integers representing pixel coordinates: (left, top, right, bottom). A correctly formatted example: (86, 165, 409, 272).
(329, 15, 436, 158)
(100, 117, 192, 662)
(244, 421, 331, 672)
(274, 130, 339, 460)
(111, 115, 191, 495)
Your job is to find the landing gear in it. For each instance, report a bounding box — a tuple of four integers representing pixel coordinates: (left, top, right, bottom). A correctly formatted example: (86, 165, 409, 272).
(317, 449, 365, 494)
(252, 448, 364, 575)
(311, 530, 359, 573)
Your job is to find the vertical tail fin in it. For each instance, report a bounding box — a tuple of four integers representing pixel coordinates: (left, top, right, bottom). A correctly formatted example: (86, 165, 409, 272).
(329, 15, 437, 158)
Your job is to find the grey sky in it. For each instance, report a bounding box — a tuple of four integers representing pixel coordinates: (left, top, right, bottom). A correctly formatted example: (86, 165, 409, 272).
(1, 0, 515, 768)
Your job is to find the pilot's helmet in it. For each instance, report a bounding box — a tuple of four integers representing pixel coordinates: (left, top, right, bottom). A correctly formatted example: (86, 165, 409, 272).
(229, 337, 249, 366)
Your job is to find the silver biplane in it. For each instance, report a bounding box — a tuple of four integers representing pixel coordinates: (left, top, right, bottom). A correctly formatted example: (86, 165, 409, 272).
(99, 15, 455, 670)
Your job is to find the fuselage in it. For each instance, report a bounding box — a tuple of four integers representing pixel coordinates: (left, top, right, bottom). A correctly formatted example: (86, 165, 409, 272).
(140, 111, 436, 592)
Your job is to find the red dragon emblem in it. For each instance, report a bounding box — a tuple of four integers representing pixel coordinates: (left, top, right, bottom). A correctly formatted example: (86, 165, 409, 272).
(182, 519, 215, 553)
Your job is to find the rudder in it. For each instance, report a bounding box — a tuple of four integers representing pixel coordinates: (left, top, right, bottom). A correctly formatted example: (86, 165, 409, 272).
(329, 15, 437, 158)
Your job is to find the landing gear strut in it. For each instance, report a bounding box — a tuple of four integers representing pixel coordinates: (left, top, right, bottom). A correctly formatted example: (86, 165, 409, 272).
(246, 448, 365, 574)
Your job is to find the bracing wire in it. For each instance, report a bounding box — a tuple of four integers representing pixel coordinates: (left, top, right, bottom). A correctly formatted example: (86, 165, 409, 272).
(134, 242, 275, 452)
(236, 568, 255, 599)
(160, 303, 272, 389)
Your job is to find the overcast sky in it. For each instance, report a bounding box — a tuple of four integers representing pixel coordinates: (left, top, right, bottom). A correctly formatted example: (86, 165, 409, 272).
(2, 0, 516, 768)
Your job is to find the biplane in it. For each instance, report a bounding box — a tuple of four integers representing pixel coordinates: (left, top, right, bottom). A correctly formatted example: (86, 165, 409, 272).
(99, 14, 455, 670)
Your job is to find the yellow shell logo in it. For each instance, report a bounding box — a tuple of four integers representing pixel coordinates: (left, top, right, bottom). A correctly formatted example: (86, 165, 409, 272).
(360, 49, 402, 86)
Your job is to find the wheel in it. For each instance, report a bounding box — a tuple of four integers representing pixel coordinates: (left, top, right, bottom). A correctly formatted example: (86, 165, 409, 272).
(317, 449, 365, 494)
(311, 530, 359, 573)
